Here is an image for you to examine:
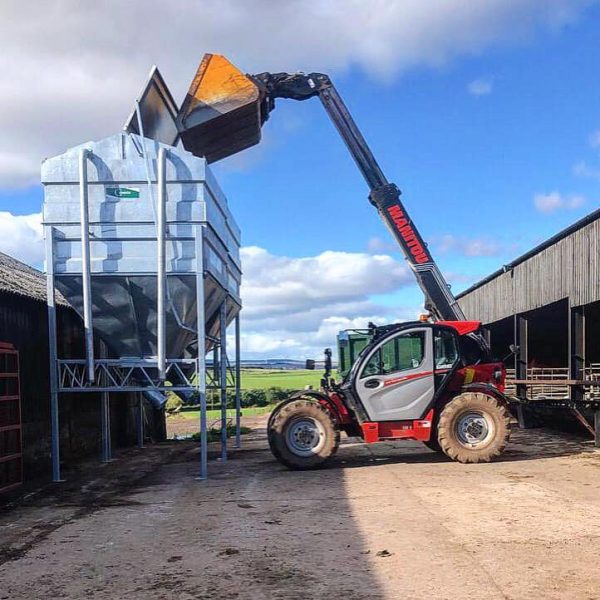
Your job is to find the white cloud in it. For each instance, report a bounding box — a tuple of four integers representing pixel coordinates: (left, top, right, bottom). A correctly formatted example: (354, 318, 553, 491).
(238, 245, 420, 359)
(0, 0, 593, 187)
(573, 160, 600, 181)
(0, 211, 43, 266)
(0, 217, 420, 359)
(467, 78, 494, 96)
(572, 130, 600, 180)
(366, 236, 398, 254)
(589, 130, 600, 148)
(533, 191, 585, 214)
(240, 246, 412, 319)
(435, 234, 501, 257)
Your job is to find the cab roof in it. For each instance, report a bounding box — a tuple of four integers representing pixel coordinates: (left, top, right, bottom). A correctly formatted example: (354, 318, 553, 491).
(436, 320, 481, 335)
(369, 319, 481, 341)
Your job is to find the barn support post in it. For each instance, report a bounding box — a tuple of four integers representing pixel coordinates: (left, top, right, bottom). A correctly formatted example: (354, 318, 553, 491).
(569, 304, 585, 404)
(219, 301, 228, 462)
(595, 410, 600, 448)
(514, 314, 530, 428)
(45, 226, 63, 482)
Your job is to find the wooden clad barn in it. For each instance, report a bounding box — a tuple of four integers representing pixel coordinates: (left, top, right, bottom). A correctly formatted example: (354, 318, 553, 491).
(458, 209, 600, 324)
(0, 252, 151, 490)
(456, 209, 600, 421)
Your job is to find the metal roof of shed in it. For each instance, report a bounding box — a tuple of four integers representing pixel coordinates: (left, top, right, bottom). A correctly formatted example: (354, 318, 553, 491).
(457, 207, 600, 299)
(456, 207, 600, 324)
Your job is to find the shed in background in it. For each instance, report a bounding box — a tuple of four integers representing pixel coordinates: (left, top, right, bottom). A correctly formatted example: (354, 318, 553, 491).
(457, 209, 600, 432)
(0, 252, 154, 489)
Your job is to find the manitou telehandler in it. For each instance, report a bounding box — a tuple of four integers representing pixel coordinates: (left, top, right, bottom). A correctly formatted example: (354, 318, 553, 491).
(177, 54, 512, 468)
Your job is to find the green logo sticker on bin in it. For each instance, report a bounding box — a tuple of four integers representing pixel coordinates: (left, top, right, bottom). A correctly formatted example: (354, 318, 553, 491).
(106, 187, 140, 199)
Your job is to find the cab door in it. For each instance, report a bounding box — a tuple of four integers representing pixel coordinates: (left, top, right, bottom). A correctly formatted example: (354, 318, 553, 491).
(354, 327, 434, 421)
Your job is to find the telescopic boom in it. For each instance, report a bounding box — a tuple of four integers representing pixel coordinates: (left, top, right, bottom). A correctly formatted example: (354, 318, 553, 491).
(177, 54, 466, 321)
(250, 70, 465, 322)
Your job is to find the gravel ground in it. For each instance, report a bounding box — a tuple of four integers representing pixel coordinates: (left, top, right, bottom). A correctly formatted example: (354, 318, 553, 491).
(166, 412, 267, 439)
(1, 420, 599, 599)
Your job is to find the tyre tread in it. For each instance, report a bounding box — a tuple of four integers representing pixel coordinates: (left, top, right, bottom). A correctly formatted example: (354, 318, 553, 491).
(437, 392, 510, 464)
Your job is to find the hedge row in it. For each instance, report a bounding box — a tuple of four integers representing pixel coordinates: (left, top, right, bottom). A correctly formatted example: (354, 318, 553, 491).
(166, 386, 300, 412)
(215, 387, 294, 408)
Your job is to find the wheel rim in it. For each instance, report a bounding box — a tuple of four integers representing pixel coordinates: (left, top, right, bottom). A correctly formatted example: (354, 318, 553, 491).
(455, 412, 494, 447)
(285, 417, 326, 457)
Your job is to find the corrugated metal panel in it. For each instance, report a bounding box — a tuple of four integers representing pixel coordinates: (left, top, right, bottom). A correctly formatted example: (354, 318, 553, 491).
(458, 217, 600, 323)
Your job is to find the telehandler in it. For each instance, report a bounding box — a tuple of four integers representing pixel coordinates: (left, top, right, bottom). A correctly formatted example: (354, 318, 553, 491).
(177, 54, 512, 468)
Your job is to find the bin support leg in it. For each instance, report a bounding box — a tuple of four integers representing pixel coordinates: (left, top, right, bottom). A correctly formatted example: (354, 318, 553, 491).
(219, 302, 228, 462)
(137, 393, 144, 449)
(234, 315, 241, 449)
(46, 226, 63, 482)
(101, 392, 112, 462)
(195, 225, 208, 480)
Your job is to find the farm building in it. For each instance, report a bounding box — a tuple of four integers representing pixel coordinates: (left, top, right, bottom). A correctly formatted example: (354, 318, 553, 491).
(457, 208, 600, 424)
(0, 251, 157, 493)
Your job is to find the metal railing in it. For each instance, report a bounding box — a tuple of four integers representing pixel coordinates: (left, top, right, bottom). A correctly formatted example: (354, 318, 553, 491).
(505, 365, 600, 402)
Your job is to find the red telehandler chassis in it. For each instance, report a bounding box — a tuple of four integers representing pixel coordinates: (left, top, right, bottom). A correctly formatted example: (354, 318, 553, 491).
(267, 320, 511, 469)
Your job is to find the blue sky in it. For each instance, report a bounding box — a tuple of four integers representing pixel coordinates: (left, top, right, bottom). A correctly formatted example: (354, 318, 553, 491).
(214, 8, 600, 276)
(1, 1, 599, 358)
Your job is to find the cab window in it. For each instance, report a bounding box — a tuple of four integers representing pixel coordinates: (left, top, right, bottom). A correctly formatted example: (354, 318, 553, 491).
(361, 331, 425, 378)
(434, 329, 459, 369)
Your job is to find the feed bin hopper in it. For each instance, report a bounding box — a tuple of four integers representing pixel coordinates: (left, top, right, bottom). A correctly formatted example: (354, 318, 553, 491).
(42, 132, 241, 370)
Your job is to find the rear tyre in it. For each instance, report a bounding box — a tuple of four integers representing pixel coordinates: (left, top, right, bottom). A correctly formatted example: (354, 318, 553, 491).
(437, 392, 510, 463)
(267, 398, 296, 462)
(268, 399, 340, 470)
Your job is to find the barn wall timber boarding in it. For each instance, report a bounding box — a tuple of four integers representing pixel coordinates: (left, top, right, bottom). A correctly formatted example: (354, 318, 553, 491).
(457, 210, 600, 324)
(0, 252, 156, 484)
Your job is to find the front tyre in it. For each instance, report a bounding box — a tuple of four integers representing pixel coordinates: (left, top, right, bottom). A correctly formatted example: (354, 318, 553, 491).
(268, 399, 339, 470)
(437, 392, 510, 463)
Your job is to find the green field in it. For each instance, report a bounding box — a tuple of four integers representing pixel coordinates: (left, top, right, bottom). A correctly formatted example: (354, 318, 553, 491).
(240, 368, 322, 390)
(180, 405, 275, 420)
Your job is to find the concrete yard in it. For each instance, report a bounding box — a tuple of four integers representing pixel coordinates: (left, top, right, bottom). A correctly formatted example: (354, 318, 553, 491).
(1, 422, 600, 600)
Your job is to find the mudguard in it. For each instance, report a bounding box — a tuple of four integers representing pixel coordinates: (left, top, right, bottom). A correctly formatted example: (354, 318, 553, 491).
(462, 382, 511, 408)
(282, 389, 352, 425)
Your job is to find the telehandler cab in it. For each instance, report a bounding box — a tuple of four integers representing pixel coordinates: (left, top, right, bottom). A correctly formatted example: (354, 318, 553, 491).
(177, 54, 512, 468)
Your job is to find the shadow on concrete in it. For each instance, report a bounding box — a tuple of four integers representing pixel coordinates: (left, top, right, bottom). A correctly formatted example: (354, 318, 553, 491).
(0, 432, 389, 600)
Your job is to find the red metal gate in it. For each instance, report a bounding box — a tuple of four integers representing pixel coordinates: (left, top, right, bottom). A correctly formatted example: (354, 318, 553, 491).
(0, 342, 22, 493)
